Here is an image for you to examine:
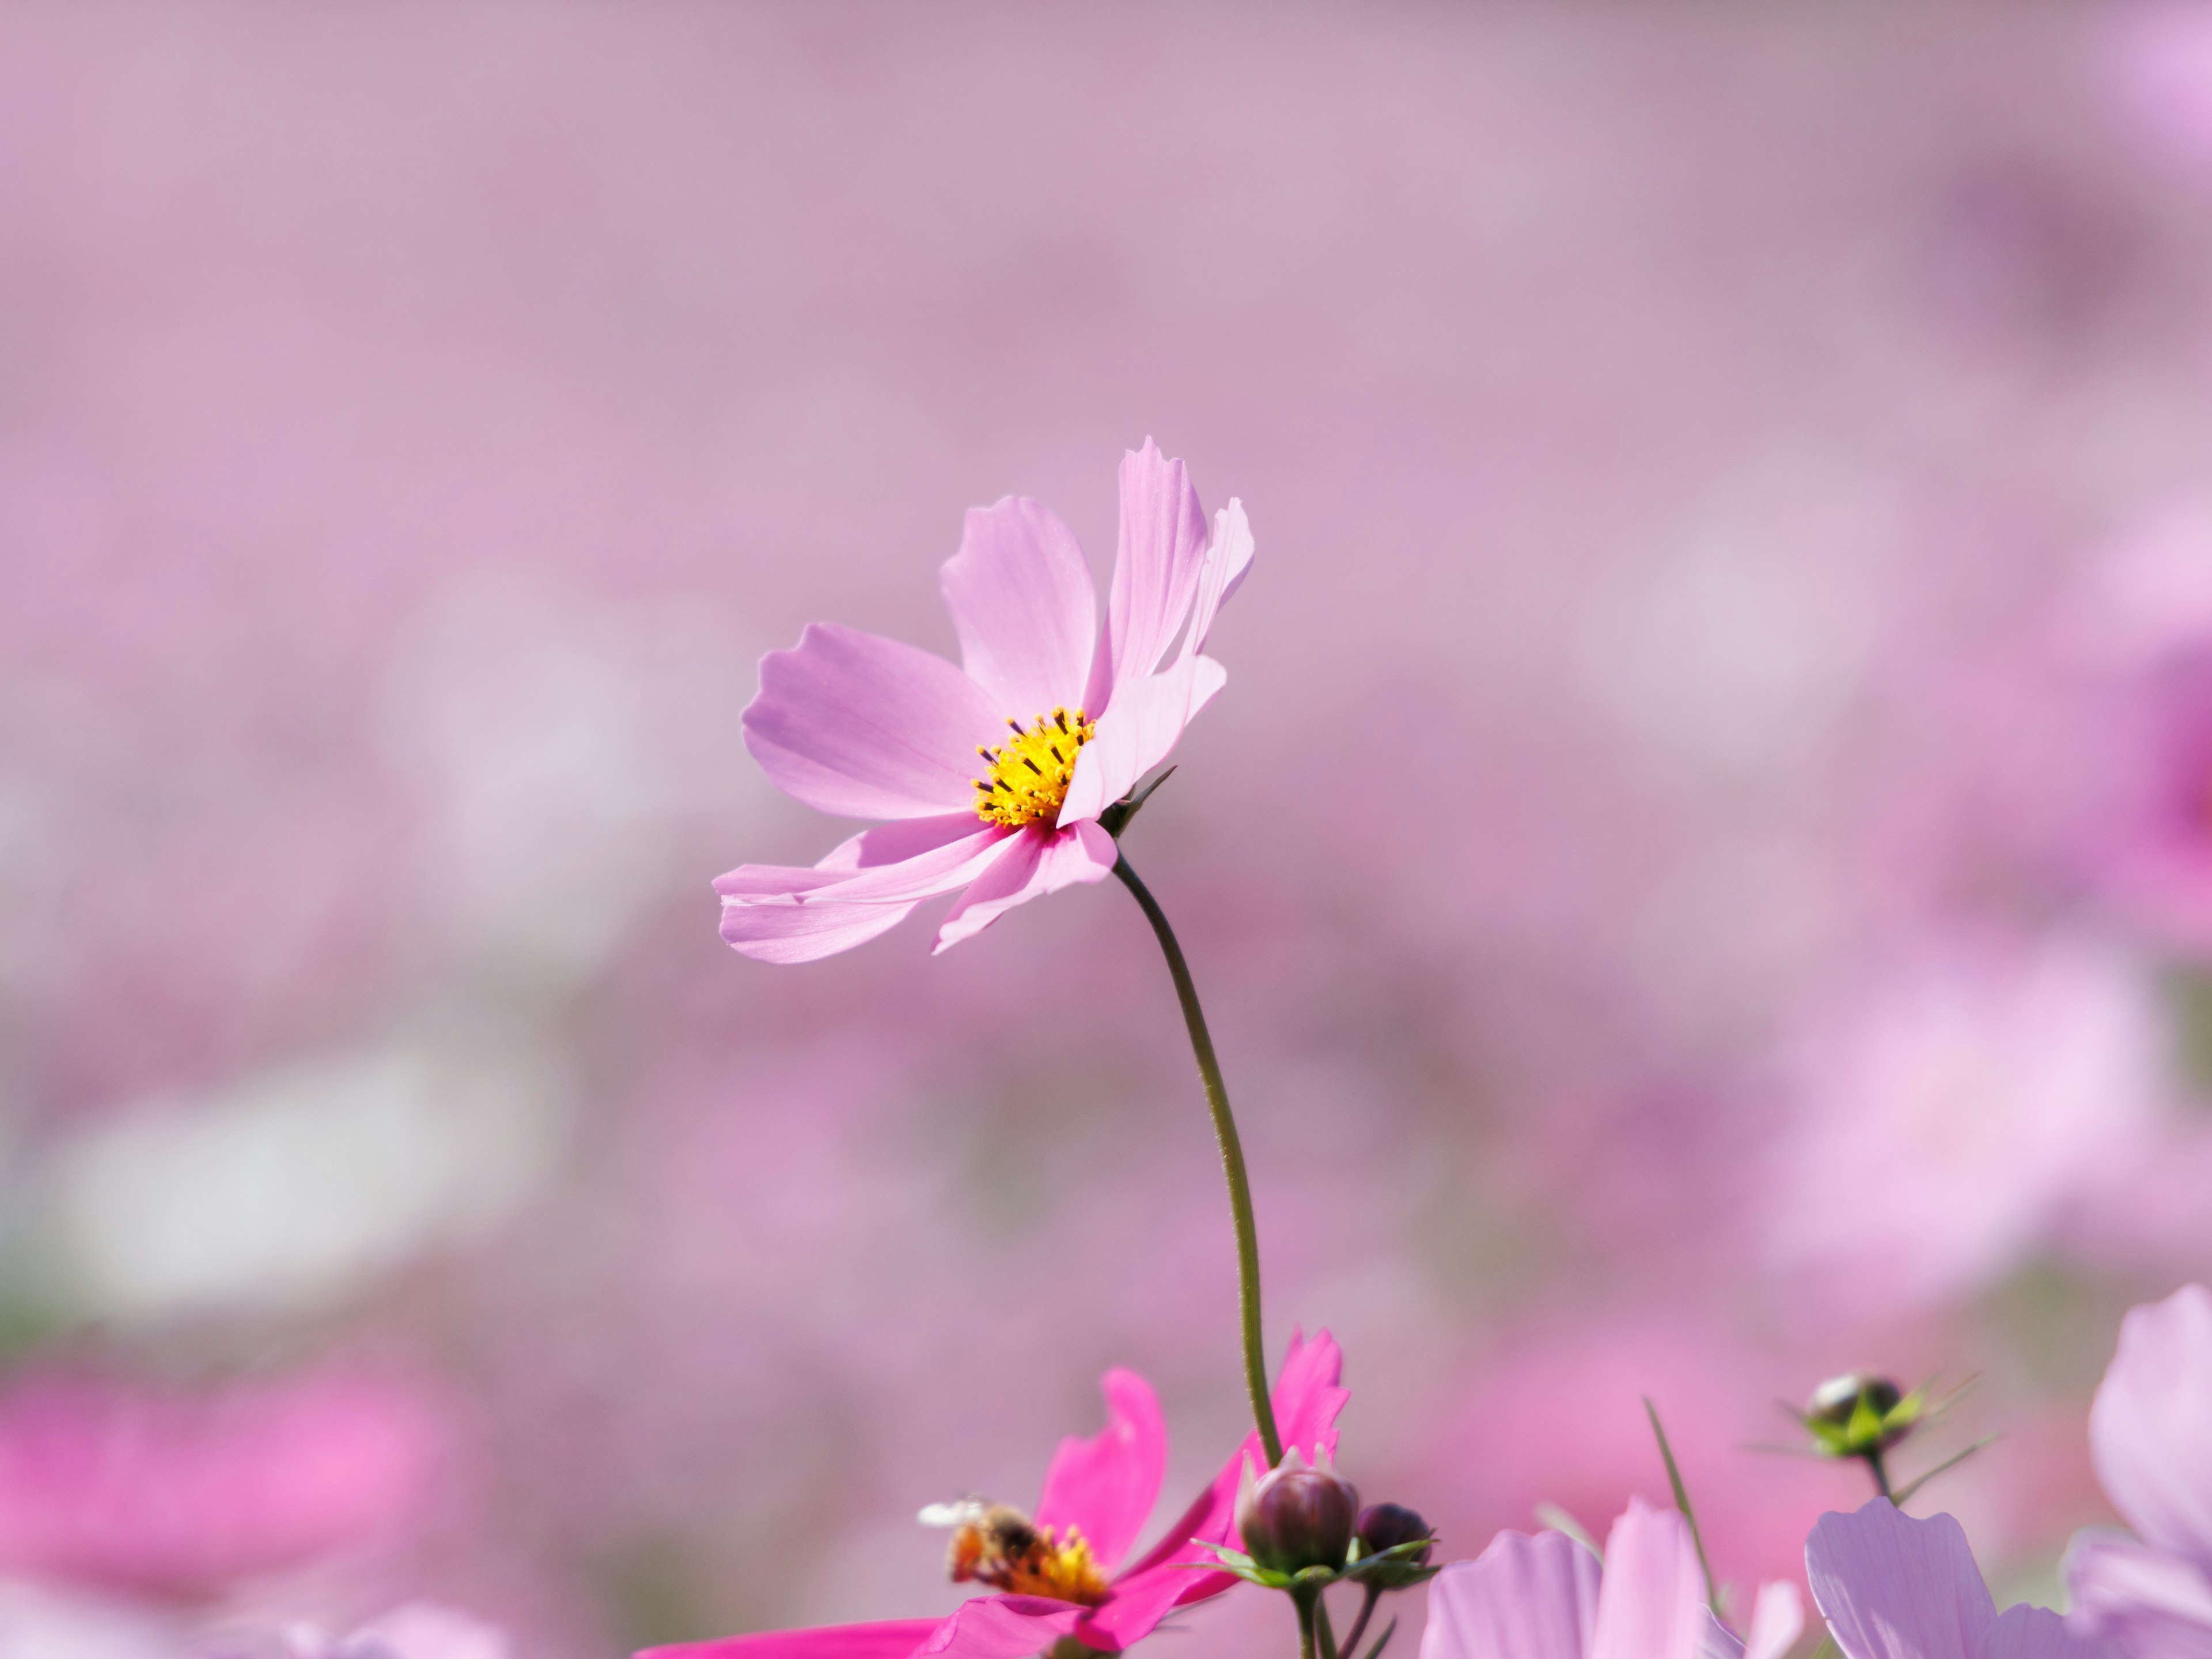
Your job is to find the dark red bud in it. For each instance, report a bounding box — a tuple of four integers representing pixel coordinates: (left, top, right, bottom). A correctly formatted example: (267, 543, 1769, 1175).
(1237, 1453, 1361, 1575)
(1357, 1502, 1434, 1563)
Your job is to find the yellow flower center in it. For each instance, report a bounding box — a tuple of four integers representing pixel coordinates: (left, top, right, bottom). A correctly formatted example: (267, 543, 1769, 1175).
(943, 1503, 1111, 1606)
(973, 708, 1094, 830)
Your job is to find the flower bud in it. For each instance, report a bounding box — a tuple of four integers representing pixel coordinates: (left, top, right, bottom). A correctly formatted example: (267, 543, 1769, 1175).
(1805, 1373, 1914, 1455)
(1236, 1449, 1361, 1575)
(1356, 1502, 1434, 1562)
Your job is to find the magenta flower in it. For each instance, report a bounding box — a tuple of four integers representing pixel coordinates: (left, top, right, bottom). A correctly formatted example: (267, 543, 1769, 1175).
(716, 440, 1253, 962)
(1808, 1499, 2112, 1659)
(2063, 1283, 2212, 1657)
(1422, 1498, 1799, 1659)
(638, 1330, 1344, 1659)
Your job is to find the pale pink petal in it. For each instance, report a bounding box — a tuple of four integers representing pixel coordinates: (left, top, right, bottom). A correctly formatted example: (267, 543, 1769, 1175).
(1589, 1500, 1710, 1659)
(743, 623, 1001, 820)
(1806, 1501, 1995, 1659)
(912, 1597, 1088, 1659)
(634, 1619, 938, 1659)
(783, 825, 1007, 906)
(719, 897, 922, 964)
(941, 498, 1097, 721)
(347, 1604, 510, 1659)
(1179, 501, 1255, 664)
(1979, 1604, 2118, 1659)
(1033, 1369, 1166, 1575)
(931, 823, 1116, 954)
(1743, 1582, 1805, 1659)
(2090, 1285, 2212, 1571)
(1702, 1608, 1747, 1659)
(1085, 440, 1209, 711)
(1058, 656, 1225, 825)
(714, 815, 984, 898)
(1419, 1532, 1601, 1659)
(2063, 1530, 2212, 1657)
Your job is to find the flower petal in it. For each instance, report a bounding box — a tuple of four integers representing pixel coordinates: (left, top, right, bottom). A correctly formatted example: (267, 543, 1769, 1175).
(719, 896, 922, 964)
(931, 823, 1116, 954)
(2091, 1285, 2212, 1570)
(783, 824, 1007, 906)
(634, 1618, 940, 1659)
(1419, 1532, 1601, 1659)
(1059, 656, 1226, 826)
(1085, 440, 1209, 712)
(1180, 500, 1255, 663)
(913, 1597, 1088, 1659)
(1806, 1501, 1995, 1659)
(1033, 1368, 1166, 1576)
(1743, 1582, 1806, 1659)
(714, 815, 987, 899)
(941, 498, 1097, 721)
(1979, 1604, 2120, 1659)
(717, 820, 1009, 963)
(744, 623, 1001, 820)
(2063, 1530, 2212, 1657)
(1590, 1500, 1710, 1659)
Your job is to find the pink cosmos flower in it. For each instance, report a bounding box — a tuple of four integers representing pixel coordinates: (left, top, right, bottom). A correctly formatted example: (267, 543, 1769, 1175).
(716, 440, 1253, 962)
(1808, 1500, 2112, 1659)
(1421, 1499, 1799, 1659)
(638, 1330, 1345, 1659)
(2063, 1283, 2212, 1658)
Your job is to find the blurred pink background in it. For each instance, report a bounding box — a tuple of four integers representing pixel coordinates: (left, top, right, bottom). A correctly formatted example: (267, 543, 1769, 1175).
(7, 3, 2212, 1654)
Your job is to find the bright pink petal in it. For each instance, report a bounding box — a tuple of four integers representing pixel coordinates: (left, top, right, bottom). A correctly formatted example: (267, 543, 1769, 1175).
(1743, 1583, 1806, 1659)
(1979, 1604, 2118, 1659)
(1059, 655, 1225, 825)
(913, 1597, 1088, 1659)
(1589, 1500, 1708, 1659)
(1033, 1369, 1166, 1575)
(941, 498, 1097, 721)
(2091, 1285, 2212, 1571)
(931, 823, 1116, 954)
(1112, 1328, 1350, 1612)
(743, 623, 1001, 820)
(1806, 1501, 1995, 1659)
(1085, 440, 1209, 711)
(634, 1619, 938, 1659)
(718, 896, 921, 964)
(2063, 1530, 2212, 1656)
(1419, 1532, 1601, 1659)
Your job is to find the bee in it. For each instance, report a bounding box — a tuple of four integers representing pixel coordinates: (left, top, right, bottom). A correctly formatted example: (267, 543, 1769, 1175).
(917, 1496, 1044, 1587)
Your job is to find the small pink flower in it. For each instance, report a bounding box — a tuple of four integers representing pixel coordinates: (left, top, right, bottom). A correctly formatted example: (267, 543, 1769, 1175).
(1809, 1499, 2111, 1659)
(638, 1331, 1345, 1659)
(716, 440, 1253, 962)
(2063, 1284, 2212, 1657)
(1422, 1499, 1798, 1659)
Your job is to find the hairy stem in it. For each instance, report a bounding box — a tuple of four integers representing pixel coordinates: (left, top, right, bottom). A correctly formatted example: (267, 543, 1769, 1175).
(1113, 853, 1283, 1466)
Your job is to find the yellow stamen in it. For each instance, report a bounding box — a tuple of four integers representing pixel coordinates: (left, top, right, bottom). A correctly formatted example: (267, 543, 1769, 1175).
(974, 707, 1094, 830)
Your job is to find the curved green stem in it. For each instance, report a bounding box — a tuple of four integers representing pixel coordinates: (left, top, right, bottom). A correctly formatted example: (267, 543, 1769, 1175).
(1113, 853, 1283, 1467)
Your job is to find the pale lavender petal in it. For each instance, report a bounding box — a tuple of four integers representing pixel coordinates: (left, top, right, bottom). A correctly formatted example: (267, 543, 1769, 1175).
(1058, 656, 1225, 825)
(2064, 1531, 2212, 1658)
(912, 1597, 1088, 1659)
(718, 896, 921, 963)
(1590, 1499, 1710, 1659)
(940, 497, 1097, 721)
(1806, 1501, 1995, 1659)
(1419, 1532, 1601, 1659)
(634, 1619, 937, 1659)
(1085, 440, 1208, 711)
(714, 814, 984, 898)
(2091, 1285, 2212, 1570)
(781, 825, 1006, 906)
(1979, 1604, 2120, 1659)
(1702, 1609, 1746, 1659)
(1033, 1369, 1165, 1575)
(1743, 1582, 1806, 1659)
(1180, 500, 1255, 662)
(931, 823, 1116, 954)
(744, 623, 1001, 820)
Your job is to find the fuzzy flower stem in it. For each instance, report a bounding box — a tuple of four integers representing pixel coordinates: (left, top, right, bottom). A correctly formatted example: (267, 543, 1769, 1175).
(1338, 1586, 1382, 1659)
(1863, 1448, 1893, 1501)
(1296, 1592, 1319, 1659)
(1112, 852, 1283, 1468)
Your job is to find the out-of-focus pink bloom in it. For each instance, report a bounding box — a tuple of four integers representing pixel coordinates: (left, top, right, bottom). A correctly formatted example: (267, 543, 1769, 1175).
(1809, 1499, 2111, 1659)
(1422, 1499, 1799, 1659)
(0, 1373, 443, 1597)
(1759, 940, 2166, 1315)
(285, 1604, 512, 1659)
(2102, 5, 2212, 172)
(2063, 1285, 2212, 1658)
(715, 440, 1253, 962)
(638, 1332, 1345, 1659)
